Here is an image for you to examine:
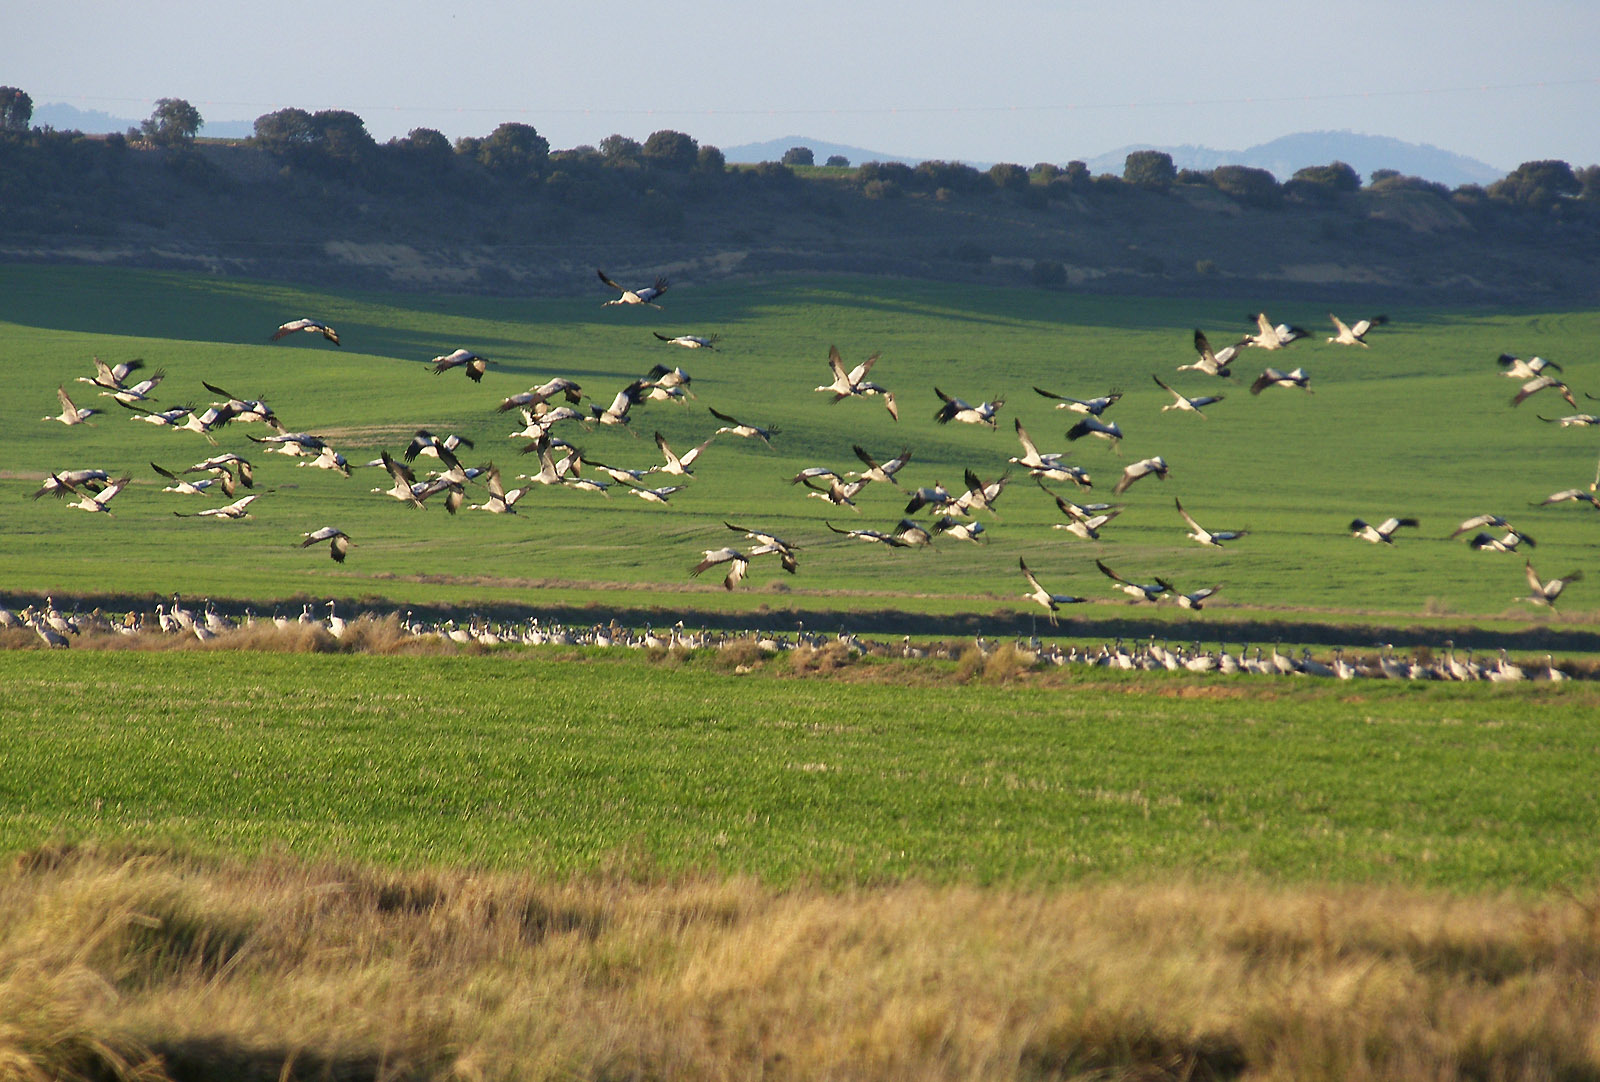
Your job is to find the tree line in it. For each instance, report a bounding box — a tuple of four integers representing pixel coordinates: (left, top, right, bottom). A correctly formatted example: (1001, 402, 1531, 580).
(3, 86, 1598, 227)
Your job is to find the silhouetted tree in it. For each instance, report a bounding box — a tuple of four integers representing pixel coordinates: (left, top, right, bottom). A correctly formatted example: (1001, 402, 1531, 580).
(1577, 164, 1600, 201)
(476, 122, 549, 178)
(988, 162, 1030, 192)
(1031, 162, 1062, 182)
(642, 129, 698, 171)
(1123, 149, 1176, 190)
(1210, 165, 1281, 208)
(1489, 159, 1580, 209)
(251, 108, 317, 157)
(914, 159, 983, 194)
(554, 144, 602, 165)
(825, 154, 849, 168)
(250, 107, 375, 178)
(1451, 184, 1489, 211)
(390, 127, 453, 176)
(1291, 161, 1360, 192)
(750, 160, 795, 183)
(600, 134, 642, 165)
(696, 144, 726, 175)
(1061, 161, 1090, 189)
(311, 110, 376, 172)
(0, 86, 33, 131)
(858, 161, 913, 186)
(781, 146, 814, 166)
(1367, 171, 1449, 197)
(140, 98, 202, 146)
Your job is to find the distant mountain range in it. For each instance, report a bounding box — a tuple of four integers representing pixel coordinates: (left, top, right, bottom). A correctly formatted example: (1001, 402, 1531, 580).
(33, 102, 255, 139)
(33, 105, 1505, 188)
(722, 136, 923, 167)
(1083, 132, 1506, 188)
(728, 131, 1506, 188)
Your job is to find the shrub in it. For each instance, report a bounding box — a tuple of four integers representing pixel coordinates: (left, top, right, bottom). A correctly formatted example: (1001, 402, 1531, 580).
(1488, 159, 1580, 209)
(1211, 165, 1281, 208)
(1123, 149, 1176, 191)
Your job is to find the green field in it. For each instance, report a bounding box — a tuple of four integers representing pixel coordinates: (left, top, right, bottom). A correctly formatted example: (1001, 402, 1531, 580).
(3, 648, 1595, 890)
(9, 264, 1600, 1079)
(5, 264, 1600, 635)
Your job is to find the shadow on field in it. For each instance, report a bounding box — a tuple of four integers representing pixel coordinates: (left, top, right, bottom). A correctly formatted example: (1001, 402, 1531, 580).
(150, 1036, 438, 1082)
(16, 590, 1600, 655)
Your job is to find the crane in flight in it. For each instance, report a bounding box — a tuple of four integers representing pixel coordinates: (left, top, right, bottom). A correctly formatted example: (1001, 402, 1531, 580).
(59, 473, 131, 515)
(654, 332, 717, 349)
(933, 387, 1004, 429)
(1152, 375, 1224, 418)
(1522, 562, 1582, 608)
(430, 349, 491, 381)
(1175, 498, 1246, 546)
(1327, 313, 1388, 346)
(300, 527, 353, 563)
(271, 318, 340, 345)
(1019, 559, 1086, 625)
(597, 269, 668, 307)
(1243, 312, 1309, 349)
(1350, 516, 1419, 544)
(1180, 330, 1239, 377)
(43, 386, 99, 426)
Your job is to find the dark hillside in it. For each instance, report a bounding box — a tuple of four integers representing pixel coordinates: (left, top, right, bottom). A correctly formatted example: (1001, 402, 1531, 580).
(1, 132, 1596, 306)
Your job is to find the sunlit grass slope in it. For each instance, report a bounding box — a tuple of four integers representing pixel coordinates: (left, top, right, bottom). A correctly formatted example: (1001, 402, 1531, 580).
(4, 264, 1599, 625)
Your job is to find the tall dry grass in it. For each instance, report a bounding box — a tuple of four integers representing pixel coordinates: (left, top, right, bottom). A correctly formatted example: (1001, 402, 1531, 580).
(2, 614, 475, 657)
(2, 844, 1598, 1081)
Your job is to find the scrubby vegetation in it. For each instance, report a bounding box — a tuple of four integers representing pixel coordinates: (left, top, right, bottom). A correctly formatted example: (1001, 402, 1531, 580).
(2, 87, 1599, 302)
(3, 843, 1599, 1081)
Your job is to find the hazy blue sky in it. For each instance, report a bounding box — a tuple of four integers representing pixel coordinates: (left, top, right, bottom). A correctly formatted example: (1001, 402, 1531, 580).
(12, 1, 1599, 169)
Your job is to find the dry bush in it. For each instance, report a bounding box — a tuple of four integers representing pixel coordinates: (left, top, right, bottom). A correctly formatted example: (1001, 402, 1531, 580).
(0, 963, 168, 1082)
(334, 613, 443, 656)
(953, 645, 985, 683)
(980, 643, 1034, 684)
(787, 641, 857, 675)
(0, 627, 46, 650)
(3, 845, 1600, 1082)
(190, 623, 338, 653)
(710, 637, 771, 672)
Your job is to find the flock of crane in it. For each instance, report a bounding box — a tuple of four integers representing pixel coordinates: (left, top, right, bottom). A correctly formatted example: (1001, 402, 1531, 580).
(0, 592, 1572, 683)
(20, 269, 1596, 674)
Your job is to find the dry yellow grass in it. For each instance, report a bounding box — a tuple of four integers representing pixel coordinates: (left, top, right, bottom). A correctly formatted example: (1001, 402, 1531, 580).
(3, 844, 1598, 1081)
(0, 615, 473, 657)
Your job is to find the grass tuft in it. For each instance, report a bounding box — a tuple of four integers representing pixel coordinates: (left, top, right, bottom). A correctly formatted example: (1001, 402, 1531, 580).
(4, 846, 1599, 1081)
(711, 637, 771, 671)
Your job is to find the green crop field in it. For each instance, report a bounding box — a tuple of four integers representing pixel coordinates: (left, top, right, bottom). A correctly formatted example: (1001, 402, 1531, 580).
(8, 265, 1600, 1081)
(5, 264, 1600, 635)
(2, 648, 1595, 890)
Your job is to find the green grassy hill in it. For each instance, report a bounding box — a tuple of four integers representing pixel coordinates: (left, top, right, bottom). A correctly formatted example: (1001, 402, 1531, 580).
(5, 264, 1599, 636)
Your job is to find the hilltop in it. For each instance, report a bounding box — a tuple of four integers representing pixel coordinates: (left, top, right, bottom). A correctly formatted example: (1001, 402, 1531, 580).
(1084, 131, 1505, 189)
(0, 124, 1595, 306)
